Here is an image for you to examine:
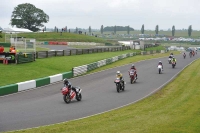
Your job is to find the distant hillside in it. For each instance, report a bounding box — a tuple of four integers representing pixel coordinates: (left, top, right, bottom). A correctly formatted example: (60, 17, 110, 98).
(0, 32, 107, 43)
(104, 26, 134, 31)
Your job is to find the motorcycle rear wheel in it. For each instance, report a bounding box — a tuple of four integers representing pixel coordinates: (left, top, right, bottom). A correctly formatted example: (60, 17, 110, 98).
(159, 68, 161, 74)
(63, 94, 71, 104)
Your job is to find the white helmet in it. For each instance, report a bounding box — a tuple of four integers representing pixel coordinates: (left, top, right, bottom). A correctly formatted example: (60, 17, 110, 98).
(131, 64, 135, 67)
(159, 61, 162, 63)
(116, 71, 120, 75)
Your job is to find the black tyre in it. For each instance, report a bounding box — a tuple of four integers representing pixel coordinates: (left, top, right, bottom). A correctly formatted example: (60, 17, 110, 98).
(117, 85, 120, 93)
(159, 68, 161, 74)
(76, 93, 82, 101)
(63, 94, 71, 104)
(122, 83, 125, 91)
(130, 78, 133, 84)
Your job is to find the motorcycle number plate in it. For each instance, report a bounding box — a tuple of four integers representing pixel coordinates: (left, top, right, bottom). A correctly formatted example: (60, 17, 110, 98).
(115, 80, 120, 82)
(130, 72, 134, 75)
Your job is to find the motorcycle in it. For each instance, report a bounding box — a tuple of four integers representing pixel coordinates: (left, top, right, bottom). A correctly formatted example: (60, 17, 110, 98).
(114, 78, 125, 93)
(129, 69, 137, 84)
(183, 54, 186, 59)
(172, 61, 176, 68)
(158, 65, 163, 74)
(61, 86, 82, 104)
(168, 58, 172, 64)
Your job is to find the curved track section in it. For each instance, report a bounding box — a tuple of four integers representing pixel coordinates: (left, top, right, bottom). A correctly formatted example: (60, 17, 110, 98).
(0, 52, 199, 132)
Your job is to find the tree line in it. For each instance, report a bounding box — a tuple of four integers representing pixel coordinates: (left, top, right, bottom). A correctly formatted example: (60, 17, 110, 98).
(10, 3, 194, 37)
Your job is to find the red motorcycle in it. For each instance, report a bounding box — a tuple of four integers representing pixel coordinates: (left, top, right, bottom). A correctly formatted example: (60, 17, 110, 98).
(129, 69, 137, 84)
(61, 86, 82, 104)
(172, 61, 176, 68)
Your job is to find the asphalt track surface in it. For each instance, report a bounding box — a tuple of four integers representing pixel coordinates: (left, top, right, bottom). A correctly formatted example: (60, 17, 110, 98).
(0, 52, 199, 132)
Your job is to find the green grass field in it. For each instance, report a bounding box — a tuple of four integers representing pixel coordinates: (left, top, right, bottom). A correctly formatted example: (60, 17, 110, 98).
(0, 45, 167, 86)
(0, 32, 107, 43)
(6, 53, 200, 133)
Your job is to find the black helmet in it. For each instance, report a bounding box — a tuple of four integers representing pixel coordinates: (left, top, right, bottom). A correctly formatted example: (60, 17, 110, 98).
(63, 78, 68, 84)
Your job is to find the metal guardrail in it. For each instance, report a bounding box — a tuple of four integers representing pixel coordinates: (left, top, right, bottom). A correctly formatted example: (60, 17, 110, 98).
(35, 46, 131, 59)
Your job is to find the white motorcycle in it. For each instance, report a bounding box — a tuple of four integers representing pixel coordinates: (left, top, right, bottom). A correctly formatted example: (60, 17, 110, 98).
(158, 65, 163, 74)
(168, 58, 172, 64)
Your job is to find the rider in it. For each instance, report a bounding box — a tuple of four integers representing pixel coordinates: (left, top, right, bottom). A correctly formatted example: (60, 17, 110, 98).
(63, 78, 78, 95)
(129, 64, 138, 79)
(169, 53, 173, 59)
(158, 61, 163, 70)
(116, 71, 124, 85)
(171, 57, 177, 64)
(183, 52, 186, 57)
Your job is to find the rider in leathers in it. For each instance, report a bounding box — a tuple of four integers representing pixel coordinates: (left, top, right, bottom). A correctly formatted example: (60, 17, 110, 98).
(116, 71, 124, 86)
(158, 61, 164, 70)
(63, 78, 78, 95)
(129, 64, 138, 79)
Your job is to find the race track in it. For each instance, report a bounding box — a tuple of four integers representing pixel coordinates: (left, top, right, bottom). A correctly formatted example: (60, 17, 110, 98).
(0, 52, 199, 132)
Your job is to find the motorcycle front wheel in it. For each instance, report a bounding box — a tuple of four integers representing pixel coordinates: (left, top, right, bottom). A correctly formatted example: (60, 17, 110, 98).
(76, 93, 82, 101)
(116, 85, 120, 93)
(159, 68, 161, 74)
(63, 94, 71, 104)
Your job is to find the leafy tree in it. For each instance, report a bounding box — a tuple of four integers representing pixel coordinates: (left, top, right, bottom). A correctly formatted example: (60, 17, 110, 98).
(188, 25, 192, 37)
(104, 26, 134, 31)
(100, 25, 103, 34)
(127, 25, 130, 34)
(89, 26, 91, 35)
(155, 25, 159, 34)
(141, 24, 144, 34)
(10, 3, 49, 32)
(172, 25, 175, 36)
(114, 25, 116, 34)
(65, 26, 67, 32)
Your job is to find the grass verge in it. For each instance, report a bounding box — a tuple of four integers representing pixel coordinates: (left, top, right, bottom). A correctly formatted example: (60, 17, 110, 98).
(0, 49, 178, 86)
(7, 54, 200, 133)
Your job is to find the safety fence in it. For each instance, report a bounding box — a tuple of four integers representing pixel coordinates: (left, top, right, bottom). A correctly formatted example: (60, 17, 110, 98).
(35, 46, 130, 59)
(73, 52, 137, 77)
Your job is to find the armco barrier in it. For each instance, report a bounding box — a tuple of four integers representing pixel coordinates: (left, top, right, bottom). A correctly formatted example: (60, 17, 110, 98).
(72, 50, 165, 77)
(73, 52, 135, 77)
(0, 84, 18, 96)
(73, 65, 87, 77)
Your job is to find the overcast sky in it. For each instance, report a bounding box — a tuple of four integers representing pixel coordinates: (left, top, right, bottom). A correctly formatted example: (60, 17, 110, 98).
(0, 0, 200, 30)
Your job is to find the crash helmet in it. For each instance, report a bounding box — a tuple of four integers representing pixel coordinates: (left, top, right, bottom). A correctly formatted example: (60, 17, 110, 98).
(116, 71, 120, 75)
(63, 78, 68, 84)
(159, 61, 162, 63)
(131, 64, 135, 68)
